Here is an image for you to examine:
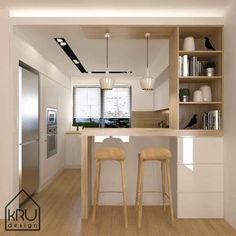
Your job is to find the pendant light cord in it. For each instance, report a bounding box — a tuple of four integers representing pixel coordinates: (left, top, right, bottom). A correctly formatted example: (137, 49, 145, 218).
(106, 34, 109, 69)
(146, 35, 149, 69)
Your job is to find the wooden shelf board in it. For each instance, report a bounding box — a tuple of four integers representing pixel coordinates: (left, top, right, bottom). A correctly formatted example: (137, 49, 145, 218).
(179, 76, 222, 83)
(179, 50, 222, 56)
(178, 129, 223, 137)
(179, 102, 222, 105)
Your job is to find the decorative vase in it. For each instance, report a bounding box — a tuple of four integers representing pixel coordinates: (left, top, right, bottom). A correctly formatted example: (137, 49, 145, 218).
(182, 95, 189, 102)
(183, 36, 195, 51)
(205, 68, 215, 77)
(200, 85, 212, 102)
(193, 90, 203, 102)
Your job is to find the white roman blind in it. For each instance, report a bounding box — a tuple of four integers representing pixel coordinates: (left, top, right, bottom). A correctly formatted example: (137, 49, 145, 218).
(74, 87, 101, 119)
(103, 87, 130, 118)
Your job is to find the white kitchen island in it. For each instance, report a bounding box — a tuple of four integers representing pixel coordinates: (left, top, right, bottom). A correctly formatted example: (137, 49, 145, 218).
(66, 128, 223, 220)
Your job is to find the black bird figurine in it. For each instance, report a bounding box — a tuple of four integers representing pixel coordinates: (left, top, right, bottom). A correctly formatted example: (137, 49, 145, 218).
(204, 37, 216, 50)
(184, 114, 197, 129)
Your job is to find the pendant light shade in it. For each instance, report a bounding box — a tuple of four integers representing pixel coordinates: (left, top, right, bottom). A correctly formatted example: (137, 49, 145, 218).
(140, 33, 155, 90)
(100, 33, 115, 90)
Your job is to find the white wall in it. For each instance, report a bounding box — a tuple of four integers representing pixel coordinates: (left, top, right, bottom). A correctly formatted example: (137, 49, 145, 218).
(224, 1, 236, 229)
(12, 30, 71, 190)
(0, 10, 16, 219)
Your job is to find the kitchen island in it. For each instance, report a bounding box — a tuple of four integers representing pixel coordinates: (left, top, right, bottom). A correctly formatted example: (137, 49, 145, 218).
(66, 128, 223, 220)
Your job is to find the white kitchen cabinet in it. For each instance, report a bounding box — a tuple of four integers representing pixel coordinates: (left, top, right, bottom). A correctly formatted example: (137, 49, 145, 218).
(65, 135, 81, 168)
(178, 193, 223, 218)
(177, 137, 224, 218)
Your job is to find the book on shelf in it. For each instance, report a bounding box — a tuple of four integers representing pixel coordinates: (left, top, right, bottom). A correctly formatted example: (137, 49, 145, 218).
(203, 110, 221, 130)
(179, 55, 207, 77)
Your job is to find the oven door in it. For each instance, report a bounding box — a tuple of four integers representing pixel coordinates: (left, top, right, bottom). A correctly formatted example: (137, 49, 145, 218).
(47, 128, 57, 158)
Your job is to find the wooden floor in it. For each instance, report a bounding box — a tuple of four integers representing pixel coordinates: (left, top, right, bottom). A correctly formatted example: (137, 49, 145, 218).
(1, 169, 236, 236)
(0, 169, 81, 236)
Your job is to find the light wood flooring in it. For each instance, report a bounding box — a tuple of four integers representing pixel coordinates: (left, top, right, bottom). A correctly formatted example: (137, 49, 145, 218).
(1, 169, 236, 236)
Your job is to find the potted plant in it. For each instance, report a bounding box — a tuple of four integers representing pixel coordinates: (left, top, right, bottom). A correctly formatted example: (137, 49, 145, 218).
(179, 88, 190, 102)
(204, 61, 215, 76)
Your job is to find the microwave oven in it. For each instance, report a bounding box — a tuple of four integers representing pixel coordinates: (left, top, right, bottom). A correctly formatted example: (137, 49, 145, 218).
(47, 108, 57, 126)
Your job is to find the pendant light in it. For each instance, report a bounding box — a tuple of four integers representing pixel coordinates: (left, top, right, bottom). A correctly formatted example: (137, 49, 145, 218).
(99, 33, 115, 90)
(140, 33, 155, 90)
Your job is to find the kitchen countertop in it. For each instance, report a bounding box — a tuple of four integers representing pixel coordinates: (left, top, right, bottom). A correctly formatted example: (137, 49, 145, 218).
(66, 128, 223, 137)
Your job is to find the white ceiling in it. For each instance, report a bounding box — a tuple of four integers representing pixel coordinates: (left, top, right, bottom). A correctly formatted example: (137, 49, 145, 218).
(8, 0, 232, 78)
(0, 0, 232, 17)
(15, 25, 170, 78)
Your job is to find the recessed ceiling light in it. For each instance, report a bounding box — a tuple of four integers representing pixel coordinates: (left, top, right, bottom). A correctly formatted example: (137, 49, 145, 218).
(73, 59, 80, 64)
(54, 38, 87, 73)
(56, 38, 63, 43)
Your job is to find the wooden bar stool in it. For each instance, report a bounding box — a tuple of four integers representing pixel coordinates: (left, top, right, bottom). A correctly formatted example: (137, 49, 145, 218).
(92, 147, 128, 228)
(135, 147, 174, 228)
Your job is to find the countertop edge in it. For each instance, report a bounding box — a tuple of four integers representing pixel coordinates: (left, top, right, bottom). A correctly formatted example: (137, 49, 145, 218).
(66, 128, 223, 137)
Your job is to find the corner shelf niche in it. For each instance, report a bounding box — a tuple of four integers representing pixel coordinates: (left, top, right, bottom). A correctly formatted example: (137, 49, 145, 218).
(177, 26, 223, 132)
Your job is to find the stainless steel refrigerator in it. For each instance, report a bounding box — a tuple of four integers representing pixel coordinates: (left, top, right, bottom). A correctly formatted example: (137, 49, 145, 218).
(19, 65, 39, 204)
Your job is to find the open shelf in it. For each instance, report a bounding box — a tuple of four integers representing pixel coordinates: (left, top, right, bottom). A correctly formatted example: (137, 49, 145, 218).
(179, 102, 222, 105)
(179, 50, 223, 57)
(178, 129, 223, 137)
(179, 76, 222, 83)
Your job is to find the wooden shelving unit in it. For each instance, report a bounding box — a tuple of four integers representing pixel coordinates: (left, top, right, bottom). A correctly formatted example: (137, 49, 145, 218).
(177, 26, 223, 132)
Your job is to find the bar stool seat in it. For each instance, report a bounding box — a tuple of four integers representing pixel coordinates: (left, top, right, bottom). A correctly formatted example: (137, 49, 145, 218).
(96, 147, 125, 160)
(139, 148, 171, 160)
(92, 147, 128, 228)
(136, 147, 174, 228)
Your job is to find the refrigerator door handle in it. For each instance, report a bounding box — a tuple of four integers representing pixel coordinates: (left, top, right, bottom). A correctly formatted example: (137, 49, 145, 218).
(20, 139, 39, 146)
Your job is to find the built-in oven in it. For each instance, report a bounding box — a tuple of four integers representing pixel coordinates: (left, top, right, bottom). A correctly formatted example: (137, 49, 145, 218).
(47, 108, 57, 158)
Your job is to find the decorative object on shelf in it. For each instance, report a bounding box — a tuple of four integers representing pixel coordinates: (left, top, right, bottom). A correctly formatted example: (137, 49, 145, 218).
(204, 61, 215, 77)
(100, 33, 115, 90)
(200, 85, 212, 102)
(140, 33, 155, 90)
(193, 90, 203, 102)
(183, 114, 197, 129)
(179, 88, 190, 102)
(204, 37, 216, 51)
(183, 36, 195, 51)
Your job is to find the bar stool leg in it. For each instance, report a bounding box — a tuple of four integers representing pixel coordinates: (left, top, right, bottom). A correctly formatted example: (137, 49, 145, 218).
(165, 160, 174, 225)
(92, 160, 101, 223)
(135, 155, 141, 211)
(161, 161, 166, 211)
(138, 160, 145, 228)
(120, 160, 128, 228)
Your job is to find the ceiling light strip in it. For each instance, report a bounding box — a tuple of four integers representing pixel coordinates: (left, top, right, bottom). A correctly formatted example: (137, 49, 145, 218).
(54, 38, 87, 73)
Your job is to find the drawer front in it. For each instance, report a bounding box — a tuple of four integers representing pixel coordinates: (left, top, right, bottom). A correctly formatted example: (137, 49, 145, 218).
(178, 164, 223, 193)
(178, 137, 223, 164)
(177, 193, 223, 218)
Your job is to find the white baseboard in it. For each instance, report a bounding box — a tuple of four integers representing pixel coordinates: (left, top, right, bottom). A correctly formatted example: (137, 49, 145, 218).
(37, 168, 64, 193)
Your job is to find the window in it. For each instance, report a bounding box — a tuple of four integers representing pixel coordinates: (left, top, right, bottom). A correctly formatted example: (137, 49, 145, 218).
(103, 87, 131, 128)
(73, 87, 101, 127)
(73, 87, 131, 128)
